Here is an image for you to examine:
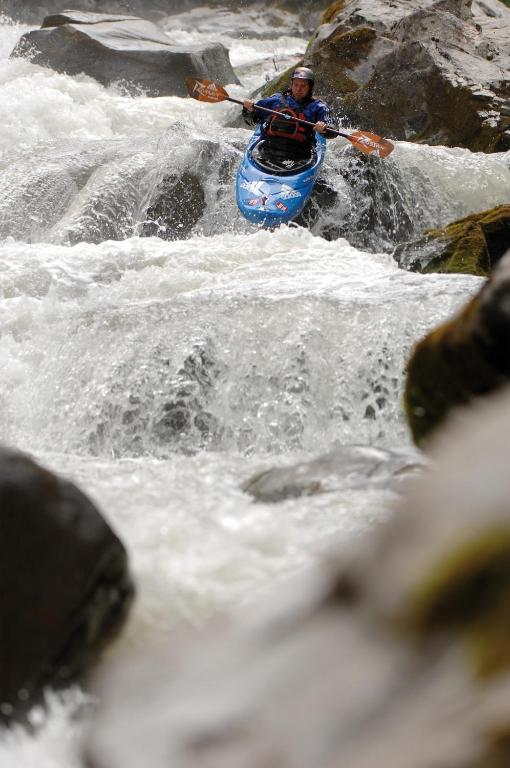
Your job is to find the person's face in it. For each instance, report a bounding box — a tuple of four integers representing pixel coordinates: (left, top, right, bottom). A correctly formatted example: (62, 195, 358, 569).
(291, 78, 311, 102)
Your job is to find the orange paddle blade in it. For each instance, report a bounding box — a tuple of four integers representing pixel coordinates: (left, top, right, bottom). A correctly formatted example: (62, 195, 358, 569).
(185, 77, 228, 103)
(348, 130, 394, 158)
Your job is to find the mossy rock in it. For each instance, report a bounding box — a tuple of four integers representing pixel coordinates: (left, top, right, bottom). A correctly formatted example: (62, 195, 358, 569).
(320, 0, 348, 25)
(308, 25, 381, 109)
(404, 287, 508, 445)
(398, 526, 510, 680)
(319, 25, 377, 65)
(259, 63, 299, 99)
(395, 205, 510, 276)
(400, 527, 510, 632)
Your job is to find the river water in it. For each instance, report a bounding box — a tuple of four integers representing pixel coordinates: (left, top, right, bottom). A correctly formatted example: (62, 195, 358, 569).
(1, 7, 509, 766)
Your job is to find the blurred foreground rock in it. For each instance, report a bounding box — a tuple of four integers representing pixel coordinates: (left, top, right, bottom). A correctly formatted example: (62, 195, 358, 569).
(405, 248, 510, 444)
(394, 204, 510, 275)
(0, 446, 134, 725)
(10, 11, 239, 96)
(266, 0, 510, 152)
(86, 386, 510, 768)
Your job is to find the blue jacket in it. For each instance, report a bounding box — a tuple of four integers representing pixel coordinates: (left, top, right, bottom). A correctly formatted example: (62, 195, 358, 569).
(244, 91, 336, 139)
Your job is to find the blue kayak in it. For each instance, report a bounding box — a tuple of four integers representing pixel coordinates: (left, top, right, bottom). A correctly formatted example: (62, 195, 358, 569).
(236, 126, 327, 228)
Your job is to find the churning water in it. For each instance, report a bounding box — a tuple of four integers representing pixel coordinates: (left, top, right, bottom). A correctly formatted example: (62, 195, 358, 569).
(0, 8, 508, 766)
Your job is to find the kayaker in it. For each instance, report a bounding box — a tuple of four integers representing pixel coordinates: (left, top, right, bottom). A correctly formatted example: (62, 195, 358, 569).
(242, 67, 336, 165)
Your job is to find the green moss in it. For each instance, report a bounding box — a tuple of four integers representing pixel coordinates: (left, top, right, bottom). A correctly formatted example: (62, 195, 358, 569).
(259, 63, 300, 98)
(477, 728, 510, 768)
(399, 527, 510, 637)
(319, 68, 359, 95)
(423, 225, 489, 275)
(308, 26, 377, 104)
(398, 525, 510, 680)
(423, 205, 510, 276)
(320, 26, 377, 67)
(320, 0, 348, 24)
(468, 588, 510, 679)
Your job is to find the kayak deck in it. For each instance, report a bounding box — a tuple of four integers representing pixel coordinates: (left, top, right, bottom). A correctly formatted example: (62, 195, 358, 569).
(236, 127, 327, 228)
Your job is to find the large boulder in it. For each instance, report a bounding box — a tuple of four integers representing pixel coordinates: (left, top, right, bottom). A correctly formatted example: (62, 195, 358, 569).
(394, 204, 510, 275)
(10, 11, 239, 96)
(85, 385, 510, 768)
(264, 0, 510, 152)
(404, 248, 510, 444)
(0, 447, 134, 725)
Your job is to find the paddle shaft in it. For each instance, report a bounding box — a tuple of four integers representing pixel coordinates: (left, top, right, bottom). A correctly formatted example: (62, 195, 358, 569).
(227, 95, 349, 139)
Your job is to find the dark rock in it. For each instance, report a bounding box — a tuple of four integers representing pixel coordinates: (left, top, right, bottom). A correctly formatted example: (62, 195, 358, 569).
(294, 176, 339, 233)
(0, 447, 134, 725)
(140, 171, 206, 240)
(10, 13, 239, 97)
(394, 204, 510, 275)
(404, 248, 510, 444)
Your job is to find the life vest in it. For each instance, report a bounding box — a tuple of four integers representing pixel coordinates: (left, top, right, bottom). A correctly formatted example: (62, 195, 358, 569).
(265, 107, 310, 143)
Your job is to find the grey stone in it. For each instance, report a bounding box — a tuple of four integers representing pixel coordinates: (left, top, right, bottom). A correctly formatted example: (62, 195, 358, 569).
(10, 13, 239, 97)
(243, 445, 421, 503)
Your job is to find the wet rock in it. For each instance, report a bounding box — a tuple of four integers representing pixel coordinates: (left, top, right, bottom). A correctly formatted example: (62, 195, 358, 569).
(394, 204, 510, 275)
(0, 446, 134, 725)
(140, 171, 206, 240)
(243, 444, 421, 502)
(85, 385, 510, 768)
(294, 176, 339, 233)
(10, 12, 239, 97)
(263, 0, 510, 152)
(404, 248, 510, 444)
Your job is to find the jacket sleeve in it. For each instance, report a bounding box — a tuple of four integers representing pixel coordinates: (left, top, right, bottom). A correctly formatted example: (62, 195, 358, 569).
(315, 101, 337, 139)
(242, 94, 281, 127)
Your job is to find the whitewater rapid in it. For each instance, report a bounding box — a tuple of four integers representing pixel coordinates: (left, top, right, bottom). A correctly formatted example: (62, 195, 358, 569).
(1, 9, 509, 767)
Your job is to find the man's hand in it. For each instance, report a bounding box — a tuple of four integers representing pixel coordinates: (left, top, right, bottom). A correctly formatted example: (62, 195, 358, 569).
(314, 121, 327, 134)
(243, 99, 255, 111)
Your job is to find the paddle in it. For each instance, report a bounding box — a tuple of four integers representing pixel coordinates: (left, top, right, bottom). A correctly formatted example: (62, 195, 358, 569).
(185, 77, 394, 159)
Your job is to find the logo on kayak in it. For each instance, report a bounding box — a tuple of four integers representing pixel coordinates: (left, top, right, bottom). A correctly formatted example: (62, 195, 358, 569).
(247, 195, 269, 207)
(241, 180, 267, 195)
(279, 185, 301, 200)
(276, 201, 288, 212)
